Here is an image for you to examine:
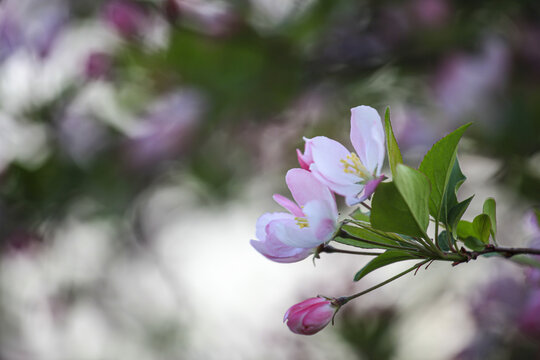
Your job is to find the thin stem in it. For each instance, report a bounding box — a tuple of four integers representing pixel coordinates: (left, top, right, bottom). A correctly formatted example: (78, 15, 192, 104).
(337, 260, 430, 305)
(434, 221, 440, 250)
(336, 229, 426, 254)
(414, 234, 441, 257)
(360, 202, 372, 210)
(421, 231, 446, 258)
(322, 245, 383, 256)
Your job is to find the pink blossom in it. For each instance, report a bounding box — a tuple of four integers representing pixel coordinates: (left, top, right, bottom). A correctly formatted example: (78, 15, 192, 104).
(283, 297, 337, 335)
(250, 169, 338, 262)
(297, 106, 386, 206)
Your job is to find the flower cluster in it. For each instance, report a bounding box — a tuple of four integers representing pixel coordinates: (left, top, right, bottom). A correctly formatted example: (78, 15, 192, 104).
(251, 105, 386, 263)
(251, 105, 387, 334)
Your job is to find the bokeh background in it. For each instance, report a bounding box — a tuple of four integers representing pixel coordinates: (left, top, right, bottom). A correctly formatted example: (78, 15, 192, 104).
(1, 0, 539, 359)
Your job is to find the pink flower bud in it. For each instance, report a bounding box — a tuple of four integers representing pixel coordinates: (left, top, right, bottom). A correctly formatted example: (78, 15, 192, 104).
(283, 297, 337, 335)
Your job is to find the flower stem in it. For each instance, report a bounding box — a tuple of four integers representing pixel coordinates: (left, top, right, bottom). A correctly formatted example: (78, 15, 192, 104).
(322, 245, 383, 256)
(335, 260, 430, 306)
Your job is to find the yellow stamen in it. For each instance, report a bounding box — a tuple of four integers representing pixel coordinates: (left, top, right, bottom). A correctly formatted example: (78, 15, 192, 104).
(295, 217, 309, 229)
(340, 152, 369, 178)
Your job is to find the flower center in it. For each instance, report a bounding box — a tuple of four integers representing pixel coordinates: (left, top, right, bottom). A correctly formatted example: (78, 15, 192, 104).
(340, 152, 369, 178)
(295, 217, 309, 229)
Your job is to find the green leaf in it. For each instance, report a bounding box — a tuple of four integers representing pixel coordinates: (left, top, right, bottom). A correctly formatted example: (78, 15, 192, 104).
(340, 225, 400, 249)
(350, 209, 370, 223)
(371, 165, 430, 238)
(473, 214, 491, 244)
(463, 237, 485, 251)
(384, 107, 403, 178)
(440, 157, 467, 225)
(457, 220, 475, 239)
(394, 165, 431, 234)
(482, 198, 497, 240)
(354, 250, 420, 281)
(458, 216, 491, 245)
(437, 231, 452, 252)
(418, 124, 471, 221)
(448, 195, 474, 238)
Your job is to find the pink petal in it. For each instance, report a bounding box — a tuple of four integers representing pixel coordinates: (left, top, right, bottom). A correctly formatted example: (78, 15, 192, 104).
(297, 138, 314, 170)
(272, 194, 304, 217)
(268, 218, 324, 249)
(255, 212, 294, 241)
(301, 200, 337, 241)
(310, 163, 364, 200)
(315, 218, 336, 242)
(350, 106, 385, 175)
(309, 136, 359, 185)
(285, 168, 336, 213)
(286, 308, 309, 333)
(284, 297, 327, 321)
(250, 234, 311, 264)
(297, 149, 309, 170)
(301, 303, 334, 335)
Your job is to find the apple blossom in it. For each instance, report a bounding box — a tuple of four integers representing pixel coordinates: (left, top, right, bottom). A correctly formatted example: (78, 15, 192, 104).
(250, 168, 338, 262)
(283, 297, 337, 335)
(297, 105, 386, 205)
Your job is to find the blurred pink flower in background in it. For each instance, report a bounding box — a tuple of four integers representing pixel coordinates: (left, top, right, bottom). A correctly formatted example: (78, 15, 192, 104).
(410, 0, 450, 27)
(390, 105, 439, 154)
(103, 0, 149, 39)
(26, 3, 68, 58)
(518, 289, 540, 338)
(298, 106, 386, 206)
(3, 230, 43, 255)
(0, 0, 68, 60)
(124, 90, 203, 168)
(284, 297, 337, 335)
(433, 38, 510, 122)
(0, 14, 23, 62)
(84, 52, 112, 80)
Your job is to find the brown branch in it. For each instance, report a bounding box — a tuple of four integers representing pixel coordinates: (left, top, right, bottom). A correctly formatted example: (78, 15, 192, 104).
(467, 245, 540, 258)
